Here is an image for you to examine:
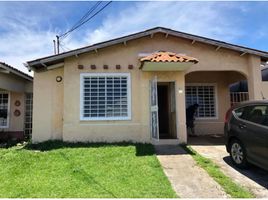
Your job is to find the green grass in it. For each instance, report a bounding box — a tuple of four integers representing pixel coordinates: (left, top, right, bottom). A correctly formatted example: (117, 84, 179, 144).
(0, 141, 177, 198)
(183, 145, 254, 198)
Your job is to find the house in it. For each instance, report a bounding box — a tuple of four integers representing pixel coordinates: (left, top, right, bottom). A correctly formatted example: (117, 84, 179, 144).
(25, 27, 268, 144)
(0, 62, 33, 141)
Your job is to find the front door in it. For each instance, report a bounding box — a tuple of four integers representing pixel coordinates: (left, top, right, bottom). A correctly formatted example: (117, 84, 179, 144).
(150, 76, 159, 140)
(157, 82, 177, 139)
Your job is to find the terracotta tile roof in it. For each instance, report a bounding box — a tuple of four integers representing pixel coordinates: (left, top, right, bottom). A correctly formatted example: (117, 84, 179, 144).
(140, 51, 199, 64)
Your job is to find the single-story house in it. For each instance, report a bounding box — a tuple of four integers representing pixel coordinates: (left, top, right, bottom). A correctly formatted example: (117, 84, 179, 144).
(26, 27, 268, 144)
(0, 62, 33, 141)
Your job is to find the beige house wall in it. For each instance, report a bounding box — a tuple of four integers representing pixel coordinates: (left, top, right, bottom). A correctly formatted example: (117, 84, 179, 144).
(32, 33, 263, 143)
(32, 67, 63, 142)
(8, 92, 25, 132)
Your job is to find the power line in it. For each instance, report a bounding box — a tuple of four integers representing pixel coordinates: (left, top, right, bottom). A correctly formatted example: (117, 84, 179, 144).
(60, 1, 102, 39)
(55, 1, 112, 54)
(59, 1, 112, 39)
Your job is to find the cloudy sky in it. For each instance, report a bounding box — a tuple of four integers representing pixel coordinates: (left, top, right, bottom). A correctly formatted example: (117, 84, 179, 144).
(0, 1, 267, 75)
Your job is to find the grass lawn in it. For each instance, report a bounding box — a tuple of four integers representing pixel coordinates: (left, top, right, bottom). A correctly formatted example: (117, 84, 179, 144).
(183, 145, 254, 198)
(0, 141, 177, 198)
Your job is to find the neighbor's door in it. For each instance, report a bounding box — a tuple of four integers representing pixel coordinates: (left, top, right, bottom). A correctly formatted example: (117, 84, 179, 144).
(150, 76, 159, 140)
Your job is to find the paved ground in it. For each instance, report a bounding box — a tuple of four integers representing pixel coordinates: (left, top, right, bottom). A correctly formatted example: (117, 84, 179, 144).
(189, 135, 268, 198)
(154, 145, 228, 198)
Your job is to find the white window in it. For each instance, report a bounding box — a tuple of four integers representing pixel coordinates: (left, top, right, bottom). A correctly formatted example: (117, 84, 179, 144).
(186, 84, 217, 118)
(0, 91, 9, 128)
(80, 73, 131, 120)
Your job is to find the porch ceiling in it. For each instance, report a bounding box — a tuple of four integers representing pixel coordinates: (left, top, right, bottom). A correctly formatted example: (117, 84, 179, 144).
(140, 51, 198, 71)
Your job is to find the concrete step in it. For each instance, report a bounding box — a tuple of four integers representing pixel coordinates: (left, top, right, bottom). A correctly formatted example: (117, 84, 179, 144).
(152, 139, 180, 145)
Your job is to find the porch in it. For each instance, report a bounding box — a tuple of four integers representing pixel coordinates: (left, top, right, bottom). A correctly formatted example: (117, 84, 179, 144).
(140, 51, 261, 145)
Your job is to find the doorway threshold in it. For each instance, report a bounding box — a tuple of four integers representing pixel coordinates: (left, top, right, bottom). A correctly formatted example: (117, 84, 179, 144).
(152, 139, 180, 145)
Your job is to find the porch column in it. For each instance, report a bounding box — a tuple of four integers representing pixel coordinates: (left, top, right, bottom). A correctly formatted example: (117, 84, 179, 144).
(247, 55, 262, 100)
(176, 72, 187, 144)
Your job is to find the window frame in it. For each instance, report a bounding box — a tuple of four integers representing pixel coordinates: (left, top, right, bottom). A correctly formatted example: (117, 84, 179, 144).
(80, 73, 131, 121)
(185, 83, 218, 120)
(0, 91, 10, 128)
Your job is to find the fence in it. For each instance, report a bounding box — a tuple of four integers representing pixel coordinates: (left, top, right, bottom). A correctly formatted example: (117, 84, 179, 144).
(230, 92, 249, 106)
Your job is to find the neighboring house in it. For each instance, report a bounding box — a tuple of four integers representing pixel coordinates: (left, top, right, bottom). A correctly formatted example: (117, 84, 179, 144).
(26, 27, 268, 144)
(0, 62, 33, 141)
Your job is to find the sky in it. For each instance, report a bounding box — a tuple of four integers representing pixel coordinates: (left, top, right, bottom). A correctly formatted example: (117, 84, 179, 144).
(0, 1, 268, 75)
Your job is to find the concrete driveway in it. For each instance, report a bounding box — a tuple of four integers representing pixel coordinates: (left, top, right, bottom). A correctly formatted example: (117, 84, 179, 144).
(189, 135, 268, 198)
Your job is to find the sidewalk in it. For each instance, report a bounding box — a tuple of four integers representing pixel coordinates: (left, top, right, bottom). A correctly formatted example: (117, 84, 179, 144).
(155, 145, 228, 198)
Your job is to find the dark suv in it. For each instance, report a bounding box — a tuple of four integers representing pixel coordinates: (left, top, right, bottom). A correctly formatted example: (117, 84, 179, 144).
(224, 100, 268, 170)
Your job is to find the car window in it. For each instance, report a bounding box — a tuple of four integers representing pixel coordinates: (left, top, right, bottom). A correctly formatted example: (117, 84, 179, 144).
(233, 107, 245, 118)
(237, 105, 268, 127)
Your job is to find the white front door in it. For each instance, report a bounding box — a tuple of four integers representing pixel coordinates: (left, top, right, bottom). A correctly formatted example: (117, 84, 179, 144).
(150, 76, 159, 140)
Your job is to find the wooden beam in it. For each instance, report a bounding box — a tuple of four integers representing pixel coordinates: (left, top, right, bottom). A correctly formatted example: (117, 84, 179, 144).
(191, 40, 195, 44)
(47, 62, 64, 70)
(40, 62, 47, 68)
(240, 52, 247, 57)
(123, 41, 127, 46)
(165, 33, 169, 38)
(215, 46, 221, 51)
(150, 33, 154, 38)
(94, 49, 98, 53)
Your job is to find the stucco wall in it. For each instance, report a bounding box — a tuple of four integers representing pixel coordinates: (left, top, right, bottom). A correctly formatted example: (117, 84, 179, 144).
(32, 68, 63, 142)
(32, 32, 262, 143)
(8, 92, 25, 132)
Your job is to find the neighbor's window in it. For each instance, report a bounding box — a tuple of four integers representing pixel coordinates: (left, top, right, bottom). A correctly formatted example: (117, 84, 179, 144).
(0, 91, 9, 127)
(186, 85, 217, 118)
(80, 73, 131, 120)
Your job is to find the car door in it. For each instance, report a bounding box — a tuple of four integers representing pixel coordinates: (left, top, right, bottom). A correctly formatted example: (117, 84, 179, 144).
(238, 105, 268, 168)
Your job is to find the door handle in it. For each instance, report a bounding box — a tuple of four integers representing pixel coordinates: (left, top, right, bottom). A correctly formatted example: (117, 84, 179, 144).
(239, 123, 247, 129)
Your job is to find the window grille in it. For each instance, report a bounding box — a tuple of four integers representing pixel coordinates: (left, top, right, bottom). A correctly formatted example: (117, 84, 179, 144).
(186, 85, 216, 118)
(24, 93, 33, 138)
(0, 92, 9, 127)
(81, 73, 131, 120)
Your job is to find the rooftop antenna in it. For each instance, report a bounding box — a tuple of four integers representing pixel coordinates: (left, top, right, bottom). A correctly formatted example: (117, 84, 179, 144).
(56, 35, 60, 54)
(53, 40, 56, 55)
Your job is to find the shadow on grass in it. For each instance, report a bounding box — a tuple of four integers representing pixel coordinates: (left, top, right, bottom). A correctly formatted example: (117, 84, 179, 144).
(22, 140, 155, 157)
(181, 144, 195, 155)
(154, 145, 189, 155)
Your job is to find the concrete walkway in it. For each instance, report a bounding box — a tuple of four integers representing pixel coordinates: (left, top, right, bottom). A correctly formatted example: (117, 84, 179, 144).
(155, 145, 228, 198)
(191, 145, 268, 198)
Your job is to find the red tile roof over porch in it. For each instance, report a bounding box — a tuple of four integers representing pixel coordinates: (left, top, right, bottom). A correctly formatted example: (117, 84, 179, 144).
(140, 51, 199, 63)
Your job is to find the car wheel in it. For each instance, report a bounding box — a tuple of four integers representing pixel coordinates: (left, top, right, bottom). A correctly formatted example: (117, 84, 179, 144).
(229, 139, 248, 168)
